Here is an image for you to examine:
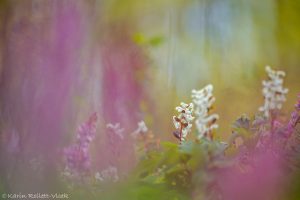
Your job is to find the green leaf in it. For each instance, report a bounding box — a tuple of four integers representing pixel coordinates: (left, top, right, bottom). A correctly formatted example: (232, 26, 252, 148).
(132, 33, 165, 47)
(148, 36, 165, 47)
(133, 33, 147, 45)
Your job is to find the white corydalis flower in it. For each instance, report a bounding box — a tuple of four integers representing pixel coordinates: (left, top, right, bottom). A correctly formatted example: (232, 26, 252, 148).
(191, 84, 219, 139)
(95, 166, 119, 183)
(259, 66, 289, 118)
(173, 102, 194, 141)
(131, 120, 148, 138)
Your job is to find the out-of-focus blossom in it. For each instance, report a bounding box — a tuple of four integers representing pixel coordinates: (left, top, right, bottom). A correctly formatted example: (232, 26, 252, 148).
(77, 113, 97, 148)
(95, 166, 119, 183)
(106, 123, 125, 164)
(191, 84, 219, 139)
(218, 150, 284, 200)
(106, 123, 124, 139)
(131, 121, 160, 152)
(259, 66, 288, 118)
(285, 102, 300, 171)
(173, 102, 194, 141)
(63, 113, 98, 178)
(295, 94, 300, 111)
(285, 94, 300, 137)
(63, 145, 91, 176)
(136, 120, 148, 133)
(131, 120, 148, 138)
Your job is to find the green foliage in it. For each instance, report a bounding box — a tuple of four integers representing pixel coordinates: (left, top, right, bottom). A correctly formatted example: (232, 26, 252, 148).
(61, 94, 300, 200)
(102, 182, 188, 200)
(133, 33, 165, 47)
(226, 114, 263, 155)
(126, 138, 229, 199)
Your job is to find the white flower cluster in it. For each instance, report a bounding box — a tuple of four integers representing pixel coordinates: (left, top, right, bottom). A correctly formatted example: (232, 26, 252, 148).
(131, 120, 148, 138)
(95, 166, 119, 182)
(191, 84, 219, 139)
(259, 66, 289, 117)
(173, 102, 194, 141)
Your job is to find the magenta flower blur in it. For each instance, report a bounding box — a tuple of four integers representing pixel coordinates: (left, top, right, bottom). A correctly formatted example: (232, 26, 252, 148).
(285, 95, 300, 137)
(63, 113, 98, 178)
(295, 94, 300, 111)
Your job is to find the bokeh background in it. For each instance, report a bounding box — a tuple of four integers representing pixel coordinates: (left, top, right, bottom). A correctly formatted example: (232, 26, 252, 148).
(0, 0, 299, 194)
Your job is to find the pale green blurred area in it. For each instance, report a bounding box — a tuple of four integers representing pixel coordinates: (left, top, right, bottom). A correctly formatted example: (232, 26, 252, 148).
(98, 0, 300, 140)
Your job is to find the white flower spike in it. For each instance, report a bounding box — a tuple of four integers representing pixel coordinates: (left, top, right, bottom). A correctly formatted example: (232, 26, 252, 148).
(173, 102, 194, 142)
(259, 66, 288, 118)
(191, 84, 219, 139)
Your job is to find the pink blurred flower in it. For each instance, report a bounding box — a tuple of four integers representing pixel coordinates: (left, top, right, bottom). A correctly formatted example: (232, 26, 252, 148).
(295, 94, 300, 111)
(285, 95, 300, 137)
(217, 149, 284, 200)
(63, 113, 97, 178)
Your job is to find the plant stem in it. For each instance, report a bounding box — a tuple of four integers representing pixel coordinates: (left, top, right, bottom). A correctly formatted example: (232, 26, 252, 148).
(179, 123, 183, 143)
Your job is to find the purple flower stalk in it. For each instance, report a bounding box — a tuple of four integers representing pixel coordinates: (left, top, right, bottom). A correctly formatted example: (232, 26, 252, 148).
(63, 113, 98, 178)
(285, 94, 300, 137)
(295, 94, 300, 111)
